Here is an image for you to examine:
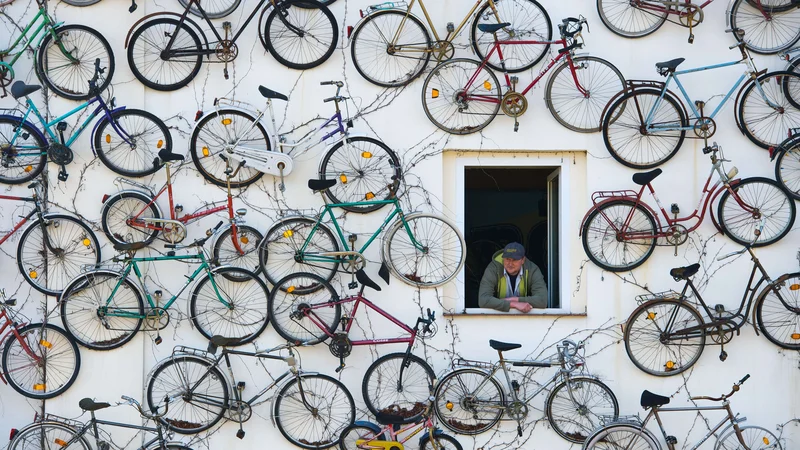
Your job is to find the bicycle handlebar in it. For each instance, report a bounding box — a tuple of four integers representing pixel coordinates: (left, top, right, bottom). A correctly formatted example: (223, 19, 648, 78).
(716, 219, 765, 261)
(87, 58, 104, 92)
(320, 81, 344, 87)
(120, 394, 169, 419)
(689, 374, 749, 402)
(164, 221, 224, 250)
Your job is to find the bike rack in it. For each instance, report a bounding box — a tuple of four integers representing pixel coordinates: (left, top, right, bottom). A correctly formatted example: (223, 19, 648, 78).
(173, 345, 215, 359)
(635, 290, 682, 305)
(112, 177, 156, 196)
(590, 190, 639, 206)
(33, 412, 83, 428)
(453, 358, 494, 369)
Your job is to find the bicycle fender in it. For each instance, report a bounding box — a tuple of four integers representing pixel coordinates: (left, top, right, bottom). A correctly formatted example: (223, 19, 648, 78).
(353, 421, 383, 434)
(101, 190, 164, 218)
(708, 179, 743, 234)
(751, 272, 800, 336)
(585, 422, 662, 450)
(770, 132, 800, 161)
(347, 8, 424, 46)
(90, 106, 128, 156)
(268, 370, 321, 427)
(418, 428, 450, 445)
(578, 197, 663, 237)
(124, 12, 210, 53)
(0, 115, 47, 145)
(316, 133, 371, 173)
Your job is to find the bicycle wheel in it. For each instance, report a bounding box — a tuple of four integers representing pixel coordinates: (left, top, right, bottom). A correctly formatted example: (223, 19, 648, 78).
(717, 177, 795, 246)
(8, 422, 90, 450)
(545, 56, 626, 133)
(730, 0, 800, 54)
(545, 376, 619, 443)
(2, 323, 80, 399)
(421, 434, 463, 450)
(582, 200, 657, 272)
(94, 109, 172, 178)
(784, 69, 800, 109)
(596, 0, 668, 38)
(60, 271, 144, 351)
(264, 0, 338, 70)
(602, 88, 687, 169)
(422, 59, 502, 135)
(0, 117, 46, 184)
(127, 18, 203, 91)
(146, 356, 229, 434)
(434, 368, 505, 435)
(259, 218, 340, 289)
(338, 425, 385, 450)
(774, 139, 800, 199)
(717, 425, 783, 450)
(37, 24, 114, 101)
(319, 137, 402, 213)
(268, 272, 340, 345)
(189, 267, 270, 344)
(472, 0, 552, 73)
(213, 225, 264, 277)
(189, 109, 271, 188)
(383, 213, 466, 288)
(738, 71, 800, 149)
(362, 353, 435, 421)
(624, 299, 706, 376)
(583, 424, 659, 450)
(101, 191, 161, 246)
(350, 10, 432, 87)
(18, 214, 100, 297)
(178, 0, 241, 18)
(755, 273, 800, 350)
(274, 374, 355, 449)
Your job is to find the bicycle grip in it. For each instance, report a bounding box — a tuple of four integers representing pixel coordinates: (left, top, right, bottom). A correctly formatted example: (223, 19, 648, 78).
(739, 374, 750, 384)
(121, 395, 134, 403)
(213, 221, 224, 231)
(320, 81, 336, 85)
(323, 96, 336, 103)
(164, 244, 177, 249)
(219, 153, 228, 161)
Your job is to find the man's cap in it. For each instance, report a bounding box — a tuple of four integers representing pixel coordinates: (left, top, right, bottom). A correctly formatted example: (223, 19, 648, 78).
(502, 242, 525, 260)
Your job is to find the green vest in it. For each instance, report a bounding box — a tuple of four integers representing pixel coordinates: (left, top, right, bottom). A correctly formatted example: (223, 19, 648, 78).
(494, 252, 529, 298)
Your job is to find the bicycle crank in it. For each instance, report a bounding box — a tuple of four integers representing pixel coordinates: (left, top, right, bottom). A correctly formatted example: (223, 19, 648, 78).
(505, 401, 529, 421)
(224, 148, 293, 178)
(501, 92, 528, 117)
(139, 217, 187, 244)
(318, 251, 366, 274)
(224, 401, 252, 422)
(693, 117, 716, 139)
(144, 307, 170, 331)
(329, 333, 352, 358)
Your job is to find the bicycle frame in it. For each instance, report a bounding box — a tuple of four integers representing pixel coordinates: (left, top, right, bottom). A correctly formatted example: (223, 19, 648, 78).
(459, 357, 568, 410)
(633, 401, 746, 450)
(0, 194, 39, 246)
(0, 307, 35, 386)
(0, 5, 74, 70)
(41, 413, 173, 450)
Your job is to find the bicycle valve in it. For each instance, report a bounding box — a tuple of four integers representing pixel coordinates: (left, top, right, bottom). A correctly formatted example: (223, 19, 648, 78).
(277, 162, 286, 192)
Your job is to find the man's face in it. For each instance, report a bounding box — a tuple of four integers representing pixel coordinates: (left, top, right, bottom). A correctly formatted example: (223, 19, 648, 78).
(503, 257, 524, 276)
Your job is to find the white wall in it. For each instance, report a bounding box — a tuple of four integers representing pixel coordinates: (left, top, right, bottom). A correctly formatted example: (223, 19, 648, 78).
(0, 0, 798, 449)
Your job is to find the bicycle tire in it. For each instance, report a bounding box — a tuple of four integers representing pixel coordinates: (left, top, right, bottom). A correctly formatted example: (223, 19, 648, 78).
(434, 368, 505, 435)
(583, 424, 659, 450)
(362, 353, 435, 421)
(717, 177, 795, 246)
(730, 0, 800, 54)
(738, 71, 800, 149)
(212, 225, 264, 278)
(258, 217, 340, 290)
(127, 17, 203, 91)
(0, 117, 47, 184)
(624, 299, 706, 376)
(716, 425, 783, 450)
(101, 191, 161, 246)
(62, 0, 103, 5)
(602, 88, 687, 169)
(350, 10, 432, 87)
(17, 213, 101, 296)
(274, 373, 355, 449)
(774, 138, 800, 199)
(263, 0, 338, 70)
(338, 424, 386, 450)
(2, 323, 80, 399)
(544, 56, 626, 133)
(545, 376, 619, 443)
(420, 434, 463, 450)
(189, 267, 270, 344)
(178, 0, 241, 18)
(268, 272, 341, 344)
(8, 422, 90, 450)
(596, 0, 668, 38)
(146, 356, 229, 434)
(189, 109, 271, 188)
(471, 0, 552, 73)
(383, 213, 466, 288)
(581, 199, 658, 272)
(94, 109, 173, 178)
(60, 271, 144, 351)
(755, 272, 800, 350)
(422, 58, 502, 135)
(37, 24, 114, 101)
(785, 67, 800, 109)
(319, 136, 402, 213)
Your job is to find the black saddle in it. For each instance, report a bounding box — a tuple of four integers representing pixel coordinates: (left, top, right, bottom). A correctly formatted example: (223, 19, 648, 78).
(632, 169, 662, 186)
(211, 335, 244, 347)
(670, 263, 700, 280)
(356, 269, 381, 292)
(258, 86, 288, 101)
(640, 390, 670, 409)
(656, 58, 685, 76)
(114, 241, 150, 252)
(79, 398, 111, 412)
(489, 339, 522, 352)
(477, 22, 511, 34)
(10, 81, 41, 100)
(308, 178, 336, 192)
(374, 411, 417, 426)
(158, 148, 184, 162)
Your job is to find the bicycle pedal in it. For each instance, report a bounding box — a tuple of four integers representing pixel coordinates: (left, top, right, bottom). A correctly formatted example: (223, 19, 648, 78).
(236, 429, 245, 439)
(688, 34, 694, 44)
(98, 442, 111, 450)
(154, 290, 163, 299)
(348, 281, 358, 289)
(224, 68, 229, 80)
(714, 304, 725, 313)
(348, 233, 357, 243)
(719, 350, 728, 362)
(666, 436, 677, 445)
(446, 22, 455, 33)
(237, 381, 246, 391)
(154, 335, 162, 345)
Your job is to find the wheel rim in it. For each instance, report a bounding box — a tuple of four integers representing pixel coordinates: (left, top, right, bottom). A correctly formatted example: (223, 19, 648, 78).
(104, 196, 158, 244)
(436, 370, 502, 433)
(386, 216, 464, 287)
(597, 0, 667, 37)
(0, 121, 45, 183)
(268, 3, 336, 68)
(757, 275, 800, 348)
(548, 57, 625, 132)
(321, 139, 400, 211)
(193, 111, 268, 186)
(473, 0, 552, 71)
(352, 12, 429, 86)
(261, 220, 337, 287)
(5, 326, 78, 397)
(365, 355, 432, 418)
(722, 180, 794, 244)
(740, 73, 800, 147)
(584, 203, 655, 270)
(269, 273, 338, 343)
(43, 27, 112, 99)
(733, 0, 800, 53)
(626, 301, 704, 375)
(548, 379, 618, 443)
(276, 376, 354, 448)
(192, 269, 269, 342)
(129, 20, 201, 89)
(97, 112, 169, 176)
(423, 60, 500, 134)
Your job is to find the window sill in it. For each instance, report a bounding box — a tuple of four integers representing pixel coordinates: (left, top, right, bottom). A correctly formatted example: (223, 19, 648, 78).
(445, 310, 586, 317)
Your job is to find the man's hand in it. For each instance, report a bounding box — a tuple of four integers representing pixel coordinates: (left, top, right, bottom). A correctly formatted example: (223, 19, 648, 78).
(509, 300, 532, 313)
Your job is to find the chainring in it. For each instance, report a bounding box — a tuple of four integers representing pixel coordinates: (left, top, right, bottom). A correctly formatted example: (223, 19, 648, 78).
(161, 224, 187, 244)
(215, 40, 239, 62)
(144, 307, 170, 331)
(664, 224, 689, 246)
(0, 62, 13, 90)
(48, 143, 74, 165)
(501, 92, 528, 117)
(678, 4, 702, 27)
(693, 117, 716, 138)
(709, 322, 735, 344)
(329, 333, 352, 358)
(430, 40, 455, 63)
(505, 401, 529, 421)
(224, 401, 253, 422)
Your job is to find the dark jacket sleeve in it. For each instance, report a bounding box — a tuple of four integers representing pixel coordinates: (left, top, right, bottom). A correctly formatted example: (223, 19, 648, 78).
(519, 263, 548, 309)
(478, 262, 510, 312)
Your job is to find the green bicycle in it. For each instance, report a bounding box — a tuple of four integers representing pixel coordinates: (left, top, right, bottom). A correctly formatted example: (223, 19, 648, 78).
(0, 0, 114, 100)
(258, 178, 466, 291)
(59, 222, 270, 351)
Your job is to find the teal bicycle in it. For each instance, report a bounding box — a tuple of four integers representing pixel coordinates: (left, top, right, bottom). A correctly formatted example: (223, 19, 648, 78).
(58, 222, 270, 351)
(258, 178, 466, 290)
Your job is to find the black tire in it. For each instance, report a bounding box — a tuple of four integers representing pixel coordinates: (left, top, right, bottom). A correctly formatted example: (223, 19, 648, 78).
(8, 423, 90, 450)
(268, 272, 340, 344)
(0, 117, 47, 184)
(264, 0, 338, 70)
(581, 200, 657, 272)
(127, 18, 203, 91)
(583, 424, 659, 450)
(178, 0, 241, 18)
(213, 225, 264, 277)
(274, 374, 355, 449)
(319, 137, 401, 213)
(2, 323, 80, 399)
(471, 0, 552, 73)
(17, 214, 101, 296)
(434, 368, 505, 435)
(596, 0, 667, 38)
(101, 191, 161, 246)
(737, 71, 800, 149)
(419, 433, 463, 450)
(755, 272, 800, 350)
(545, 376, 619, 443)
(730, 0, 800, 54)
(146, 356, 229, 434)
(362, 353, 435, 421)
(717, 177, 795, 246)
(94, 109, 172, 177)
(774, 138, 800, 200)
(37, 24, 114, 101)
(338, 424, 385, 450)
(62, 0, 103, 5)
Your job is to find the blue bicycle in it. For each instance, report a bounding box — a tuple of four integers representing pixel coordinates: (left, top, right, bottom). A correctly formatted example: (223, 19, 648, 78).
(0, 60, 172, 183)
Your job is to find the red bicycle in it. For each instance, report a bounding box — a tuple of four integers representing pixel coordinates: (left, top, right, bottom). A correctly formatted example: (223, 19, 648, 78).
(580, 143, 796, 272)
(421, 16, 625, 134)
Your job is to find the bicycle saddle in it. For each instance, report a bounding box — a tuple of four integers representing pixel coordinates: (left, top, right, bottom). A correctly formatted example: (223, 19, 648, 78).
(211, 335, 244, 347)
(308, 178, 336, 192)
(258, 86, 288, 101)
(669, 263, 700, 280)
(655, 58, 685, 76)
(356, 269, 381, 292)
(158, 148, 184, 162)
(489, 339, 522, 352)
(374, 411, 418, 426)
(79, 398, 111, 412)
(640, 390, 670, 409)
(10, 81, 41, 100)
(632, 168, 662, 186)
(113, 241, 150, 252)
(477, 22, 511, 34)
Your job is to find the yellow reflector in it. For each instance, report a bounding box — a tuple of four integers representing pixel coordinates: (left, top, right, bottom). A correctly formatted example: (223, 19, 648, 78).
(791, 333, 800, 340)
(763, 437, 770, 445)
(240, 236, 249, 245)
(283, 230, 293, 238)
(339, 174, 348, 184)
(202, 146, 210, 157)
(105, 134, 111, 144)
(790, 284, 800, 290)
(83, 238, 91, 247)
(431, 88, 439, 99)
(665, 361, 675, 370)
(361, 151, 372, 159)
(647, 312, 656, 320)
(483, 80, 492, 90)
(365, 192, 375, 200)
(445, 401, 454, 411)
(29, 270, 38, 279)
(287, 286, 295, 293)
(222, 118, 232, 125)
(39, 340, 52, 349)
(24, 165, 32, 173)
(33, 383, 45, 391)
(157, 139, 164, 149)
(54, 438, 67, 446)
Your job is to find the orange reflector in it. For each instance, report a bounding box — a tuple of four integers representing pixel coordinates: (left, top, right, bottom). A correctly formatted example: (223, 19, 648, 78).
(83, 238, 91, 247)
(157, 139, 164, 149)
(790, 284, 800, 290)
(483, 80, 492, 90)
(33, 383, 45, 391)
(283, 230, 293, 238)
(647, 312, 656, 320)
(222, 118, 232, 125)
(431, 88, 439, 99)
(39, 340, 52, 349)
(287, 286, 295, 293)
(105, 134, 111, 144)
(339, 174, 348, 184)
(445, 401, 454, 411)
(202, 146, 210, 157)
(365, 192, 375, 200)
(763, 437, 770, 445)
(791, 333, 800, 340)
(665, 361, 675, 370)
(240, 236, 249, 245)
(24, 165, 32, 173)
(29, 270, 38, 279)
(54, 438, 67, 446)
(361, 151, 372, 159)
